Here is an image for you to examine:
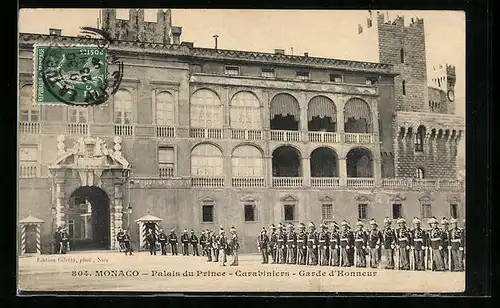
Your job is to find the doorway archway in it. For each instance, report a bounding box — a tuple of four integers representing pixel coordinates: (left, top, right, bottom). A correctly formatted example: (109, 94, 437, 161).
(67, 186, 111, 250)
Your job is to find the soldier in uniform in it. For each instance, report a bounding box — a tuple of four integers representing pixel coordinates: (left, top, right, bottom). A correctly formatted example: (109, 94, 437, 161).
(296, 223, 307, 265)
(276, 223, 287, 264)
(367, 219, 382, 268)
(168, 228, 178, 256)
(199, 230, 207, 257)
(158, 229, 168, 255)
(328, 221, 340, 266)
(395, 218, 411, 270)
(353, 220, 368, 268)
(180, 229, 190, 256)
(427, 217, 445, 271)
(382, 217, 396, 269)
(269, 224, 278, 264)
(441, 217, 451, 270)
(318, 223, 330, 266)
(218, 228, 229, 266)
(410, 217, 426, 271)
(205, 230, 213, 261)
(286, 223, 297, 264)
(146, 228, 157, 255)
(116, 228, 125, 252)
(189, 230, 199, 256)
(60, 227, 69, 254)
(257, 227, 270, 264)
(449, 218, 465, 271)
(123, 229, 133, 255)
(229, 226, 239, 266)
(53, 226, 63, 254)
(339, 220, 354, 267)
(211, 229, 219, 262)
(306, 222, 319, 265)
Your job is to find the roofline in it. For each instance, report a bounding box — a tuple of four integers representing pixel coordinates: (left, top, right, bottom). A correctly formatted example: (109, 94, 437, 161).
(19, 32, 396, 75)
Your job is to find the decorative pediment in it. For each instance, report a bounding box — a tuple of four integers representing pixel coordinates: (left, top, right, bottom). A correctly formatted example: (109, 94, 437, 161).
(418, 194, 434, 203)
(280, 194, 298, 202)
(389, 193, 407, 202)
(447, 195, 462, 203)
(199, 196, 215, 203)
(355, 194, 372, 202)
(319, 195, 335, 202)
(240, 195, 258, 202)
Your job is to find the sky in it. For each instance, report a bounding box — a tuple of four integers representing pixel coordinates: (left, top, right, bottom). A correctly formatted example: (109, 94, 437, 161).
(18, 9, 465, 117)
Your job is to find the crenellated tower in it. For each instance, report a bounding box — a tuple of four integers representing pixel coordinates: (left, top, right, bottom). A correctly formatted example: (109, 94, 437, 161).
(428, 64, 457, 114)
(98, 9, 182, 45)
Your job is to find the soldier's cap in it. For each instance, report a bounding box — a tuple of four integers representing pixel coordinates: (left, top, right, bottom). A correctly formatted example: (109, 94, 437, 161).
(449, 218, 458, 224)
(261, 228, 267, 233)
(412, 217, 421, 224)
(57, 226, 62, 230)
(369, 219, 377, 225)
(308, 222, 315, 228)
(299, 223, 306, 228)
(341, 220, 348, 226)
(230, 226, 236, 232)
(183, 229, 188, 232)
(159, 229, 164, 232)
(383, 217, 392, 224)
(441, 217, 449, 225)
(321, 223, 328, 229)
(220, 229, 225, 233)
(190, 229, 194, 232)
(356, 220, 364, 227)
(270, 224, 276, 229)
(427, 218, 438, 225)
(201, 230, 205, 233)
(170, 228, 175, 232)
(397, 218, 406, 224)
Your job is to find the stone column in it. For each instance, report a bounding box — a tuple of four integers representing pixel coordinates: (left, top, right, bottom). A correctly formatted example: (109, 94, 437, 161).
(301, 156, 311, 187)
(262, 90, 270, 130)
(265, 155, 273, 188)
(222, 87, 231, 138)
(223, 154, 232, 188)
(54, 178, 66, 228)
(299, 92, 308, 141)
(372, 155, 383, 187)
(338, 156, 347, 187)
(112, 177, 124, 250)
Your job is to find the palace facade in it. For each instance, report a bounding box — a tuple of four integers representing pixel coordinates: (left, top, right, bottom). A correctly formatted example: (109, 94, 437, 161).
(18, 9, 465, 253)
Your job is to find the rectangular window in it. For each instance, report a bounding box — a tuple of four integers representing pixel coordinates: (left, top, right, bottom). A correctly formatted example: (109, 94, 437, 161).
(366, 77, 377, 85)
(284, 204, 295, 221)
(329, 74, 343, 82)
(392, 203, 402, 219)
(244, 204, 256, 222)
(68, 108, 87, 123)
(421, 204, 432, 219)
(296, 71, 310, 81)
(321, 203, 333, 221)
(358, 204, 368, 219)
(224, 66, 240, 76)
(158, 146, 175, 177)
(450, 204, 459, 218)
(261, 68, 276, 78)
(202, 204, 214, 222)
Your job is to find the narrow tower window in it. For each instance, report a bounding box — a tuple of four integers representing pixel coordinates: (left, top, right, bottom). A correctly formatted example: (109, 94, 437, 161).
(400, 48, 404, 63)
(402, 80, 406, 95)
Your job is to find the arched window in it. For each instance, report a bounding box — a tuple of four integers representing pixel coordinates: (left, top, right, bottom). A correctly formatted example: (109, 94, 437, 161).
(232, 145, 263, 177)
(113, 89, 133, 124)
(272, 146, 301, 177)
(346, 147, 373, 177)
(230, 92, 261, 129)
(19, 85, 39, 122)
(191, 143, 223, 176)
(402, 80, 406, 95)
(344, 98, 372, 133)
(308, 96, 337, 132)
(156, 91, 175, 125)
(310, 147, 338, 177)
(400, 48, 405, 63)
(415, 125, 425, 152)
(190, 89, 222, 128)
(416, 167, 425, 179)
(270, 93, 300, 131)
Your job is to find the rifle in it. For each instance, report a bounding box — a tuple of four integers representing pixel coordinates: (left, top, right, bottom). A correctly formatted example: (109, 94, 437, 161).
(425, 247, 429, 270)
(306, 247, 309, 265)
(354, 247, 357, 267)
(339, 245, 343, 267)
(396, 245, 400, 270)
(410, 247, 414, 270)
(329, 245, 332, 266)
(429, 248, 433, 271)
(448, 246, 452, 272)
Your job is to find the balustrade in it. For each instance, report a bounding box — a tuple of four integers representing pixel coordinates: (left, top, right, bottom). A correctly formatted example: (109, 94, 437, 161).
(311, 177, 340, 188)
(19, 122, 40, 134)
(232, 177, 265, 188)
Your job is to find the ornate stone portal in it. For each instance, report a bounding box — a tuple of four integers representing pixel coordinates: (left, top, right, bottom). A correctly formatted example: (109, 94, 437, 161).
(48, 134, 131, 250)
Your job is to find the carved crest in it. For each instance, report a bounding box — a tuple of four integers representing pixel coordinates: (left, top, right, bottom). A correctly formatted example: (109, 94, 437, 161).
(319, 195, 335, 202)
(389, 193, 407, 202)
(280, 194, 298, 202)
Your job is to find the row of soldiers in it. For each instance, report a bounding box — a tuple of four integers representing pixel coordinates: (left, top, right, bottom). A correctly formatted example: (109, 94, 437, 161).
(116, 226, 241, 266)
(257, 216, 465, 272)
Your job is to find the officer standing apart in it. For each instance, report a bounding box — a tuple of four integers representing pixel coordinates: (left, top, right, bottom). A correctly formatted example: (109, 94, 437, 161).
(318, 223, 329, 266)
(258, 227, 270, 264)
(116, 228, 125, 252)
(60, 227, 69, 254)
(146, 228, 157, 255)
(168, 228, 178, 256)
(199, 230, 207, 257)
(296, 223, 307, 265)
(229, 226, 239, 266)
(449, 218, 465, 271)
(395, 218, 411, 270)
(190, 230, 199, 256)
(411, 217, 427, 270)
(53, 226, 62, 254)
(328, 221, 340, 266)
(218, 228, 228, 266)
(158, 229, 168, 256)
(382, 217, 396, 269)
(123, 229, 133, 255)
(306, 222, 319, 265)
(427, 217, 445, 271)
(286, 223, 297, 265)
(368, 219, 382, 268)
(354, 220, 368, 268)
(339, 220, 354, 267)
(269, 224, 278, 264)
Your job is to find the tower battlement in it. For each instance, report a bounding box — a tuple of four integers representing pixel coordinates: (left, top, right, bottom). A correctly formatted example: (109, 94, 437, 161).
(358, 11, 424, 35)
(99, 9, 182, 45)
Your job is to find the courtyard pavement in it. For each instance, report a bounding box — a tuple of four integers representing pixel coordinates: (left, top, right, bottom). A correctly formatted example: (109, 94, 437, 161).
(18, 250, 465, 293)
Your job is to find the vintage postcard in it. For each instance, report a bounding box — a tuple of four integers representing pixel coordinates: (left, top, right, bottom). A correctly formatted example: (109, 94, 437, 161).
(17, 9, 466, 293)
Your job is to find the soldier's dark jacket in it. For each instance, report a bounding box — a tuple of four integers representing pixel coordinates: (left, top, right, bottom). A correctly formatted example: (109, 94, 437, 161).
(318, 230, 329, 248)
(368, 228, 383, 249)
(269, 231, 278, 248)
(258, 233, 269, 248)
(181, 233, 190, 244)
(190, 234, 199, 244)
(441, 227, 450, 247)
(396, 227, 411, 248)
(296, 230, 307, 249)
(329, 230, 340, 249)
(382, 226, 396, 249)
(286, 231, 296, 248)
(449, 227, 464, 250)
(200, 233, 207, 246)
(230, 233, 239, 250)
(411, 227, 426, 250)
(354, 229, 367, 249)
(428, 227, 443, 250)
(158, 232, 167, 243)
(307, 230, 318, 248)
(339, 229, 354, 248)
(277, 230, 287, 249)
(168, 232, 178, 243)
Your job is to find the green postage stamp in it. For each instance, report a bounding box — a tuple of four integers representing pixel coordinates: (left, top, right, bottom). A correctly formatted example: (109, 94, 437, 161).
(34, 44, 109, 106)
